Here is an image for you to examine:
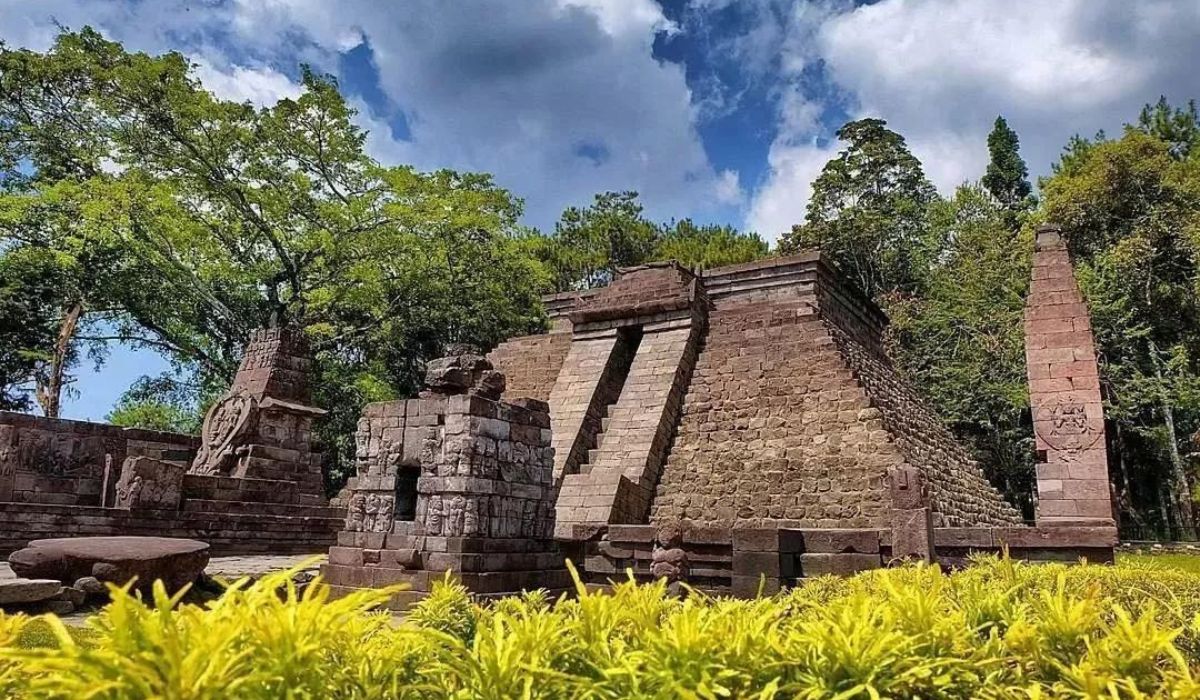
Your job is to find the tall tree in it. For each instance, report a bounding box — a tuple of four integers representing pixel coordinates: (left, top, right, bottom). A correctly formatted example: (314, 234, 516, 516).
(982, 116, 1034, 212)
(1137, 96, 1200, 159)
(655, 219, 768, 270)
(779, 118, 939, 299)
(538, 191, 659, 290)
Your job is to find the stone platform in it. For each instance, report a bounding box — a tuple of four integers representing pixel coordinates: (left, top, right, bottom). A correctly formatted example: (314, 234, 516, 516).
(8, 536, 210, 592)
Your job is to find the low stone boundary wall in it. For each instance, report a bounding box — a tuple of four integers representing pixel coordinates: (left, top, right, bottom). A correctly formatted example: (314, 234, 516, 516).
(0, 501, 344, 556)
(582, 523, 1117, 595)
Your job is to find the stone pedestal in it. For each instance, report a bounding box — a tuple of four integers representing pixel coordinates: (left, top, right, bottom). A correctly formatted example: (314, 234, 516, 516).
(889, 466, 934, 562)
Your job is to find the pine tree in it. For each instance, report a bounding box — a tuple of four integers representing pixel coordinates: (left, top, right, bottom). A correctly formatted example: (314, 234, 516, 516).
(780, 118, 939, 299)
(982, 116, 1033, 211)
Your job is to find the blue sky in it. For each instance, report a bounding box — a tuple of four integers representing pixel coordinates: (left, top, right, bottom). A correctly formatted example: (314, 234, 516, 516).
(2, 0, 1200, 420)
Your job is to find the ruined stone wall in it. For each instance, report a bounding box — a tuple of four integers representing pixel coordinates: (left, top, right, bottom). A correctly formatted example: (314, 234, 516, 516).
(816, 284, 1023, 527)
(650, 294, 895, 529)
(324, 352, 566, 604)
(0, 411, 197, 506)
(487, 331, 572, 402)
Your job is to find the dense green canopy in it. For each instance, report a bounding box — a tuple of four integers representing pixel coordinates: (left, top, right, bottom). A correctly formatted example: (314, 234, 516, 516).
(5, 29, 1200, 531)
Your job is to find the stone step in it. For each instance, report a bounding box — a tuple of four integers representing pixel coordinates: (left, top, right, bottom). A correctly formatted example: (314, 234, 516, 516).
(181, 498, 344, 519)
(0, 578, 63, 605)
(183, 474, 302, 504)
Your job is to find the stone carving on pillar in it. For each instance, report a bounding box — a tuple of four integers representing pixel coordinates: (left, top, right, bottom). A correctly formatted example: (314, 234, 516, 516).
(889, 465, 934, 562)
(115, 474, 142, 509)
(0, 425, 14, 502)
(354, 417, 372, 473)
(362, 493, 395, 533)
(426, 495, 444, 536)
(1034, 399, 1103, 452)
(0, 425, 14, 477)
(651, 522, 688, 595)
(345, 492, 366, 531)
(190, 391, 258, 476)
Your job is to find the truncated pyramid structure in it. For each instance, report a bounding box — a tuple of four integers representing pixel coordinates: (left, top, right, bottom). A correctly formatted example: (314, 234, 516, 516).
(326, 248, 1116, 605)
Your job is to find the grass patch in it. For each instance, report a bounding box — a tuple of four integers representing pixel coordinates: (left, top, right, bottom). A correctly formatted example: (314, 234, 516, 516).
(13, 618, 97, 649)
(3, 556, 1200, 697)
(1119, 550, 1200, 574)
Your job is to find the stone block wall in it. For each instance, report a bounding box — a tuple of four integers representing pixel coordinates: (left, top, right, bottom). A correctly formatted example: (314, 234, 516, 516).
(1025, 225, 1112, 524)
(323, 351, 567, 605)
(828, 324, 1023, 526)
(650, 298, 896, 529)
(0, 501, 342, 556)
(0, 327, 345, 555)
(488, 331, 572, 402)
(0, 411, 197, 507)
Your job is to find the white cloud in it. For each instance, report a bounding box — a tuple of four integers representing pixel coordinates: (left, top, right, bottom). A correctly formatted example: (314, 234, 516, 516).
(748, 0, 1200, 241)
(218, 0, 722, 227)
(0, 0, 727, 231)
(556, 0, 678, 38)
(714, 169, 743, 205)
(190, 59, 303, 107)
(747, 140, 837, 242)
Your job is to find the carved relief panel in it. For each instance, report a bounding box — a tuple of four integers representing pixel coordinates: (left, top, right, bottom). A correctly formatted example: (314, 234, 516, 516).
(0, 425, 14, 501)
(190, 391, 258, 475)
(1034, 399, 1104, 453)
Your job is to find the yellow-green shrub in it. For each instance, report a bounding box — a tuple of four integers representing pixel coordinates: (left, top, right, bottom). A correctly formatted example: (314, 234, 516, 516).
(4, 555, 1200, 698)
(0, 609, 29, 697)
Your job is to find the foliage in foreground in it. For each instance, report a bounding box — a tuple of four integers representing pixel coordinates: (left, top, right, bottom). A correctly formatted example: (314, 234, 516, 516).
(5, 557, 1200, 698)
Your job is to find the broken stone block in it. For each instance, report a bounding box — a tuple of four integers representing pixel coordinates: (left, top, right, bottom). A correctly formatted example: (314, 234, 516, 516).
(0, 579, 63, 605)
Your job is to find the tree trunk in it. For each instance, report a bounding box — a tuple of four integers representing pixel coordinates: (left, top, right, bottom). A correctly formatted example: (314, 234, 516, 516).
(1161, 400, 1194, 534)
(1158, 482, 1173, 540)
(1149, 338, 1195, 534)
(1112, 422, 1143, 528)
(36, 301, 83, 419)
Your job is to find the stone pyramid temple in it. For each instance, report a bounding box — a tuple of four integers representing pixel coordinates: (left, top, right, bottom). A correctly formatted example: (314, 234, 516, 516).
(325, 239, 1116, 605)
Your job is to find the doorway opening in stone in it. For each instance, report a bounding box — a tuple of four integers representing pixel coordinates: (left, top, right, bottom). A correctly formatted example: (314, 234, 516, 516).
(394, 466, 420, 520)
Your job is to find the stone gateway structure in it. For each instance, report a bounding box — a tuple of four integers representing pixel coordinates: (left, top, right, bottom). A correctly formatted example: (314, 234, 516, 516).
(0, 328, 343, 555)
(322, 349, 567, 606)
(328, 245, 1117, 606)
